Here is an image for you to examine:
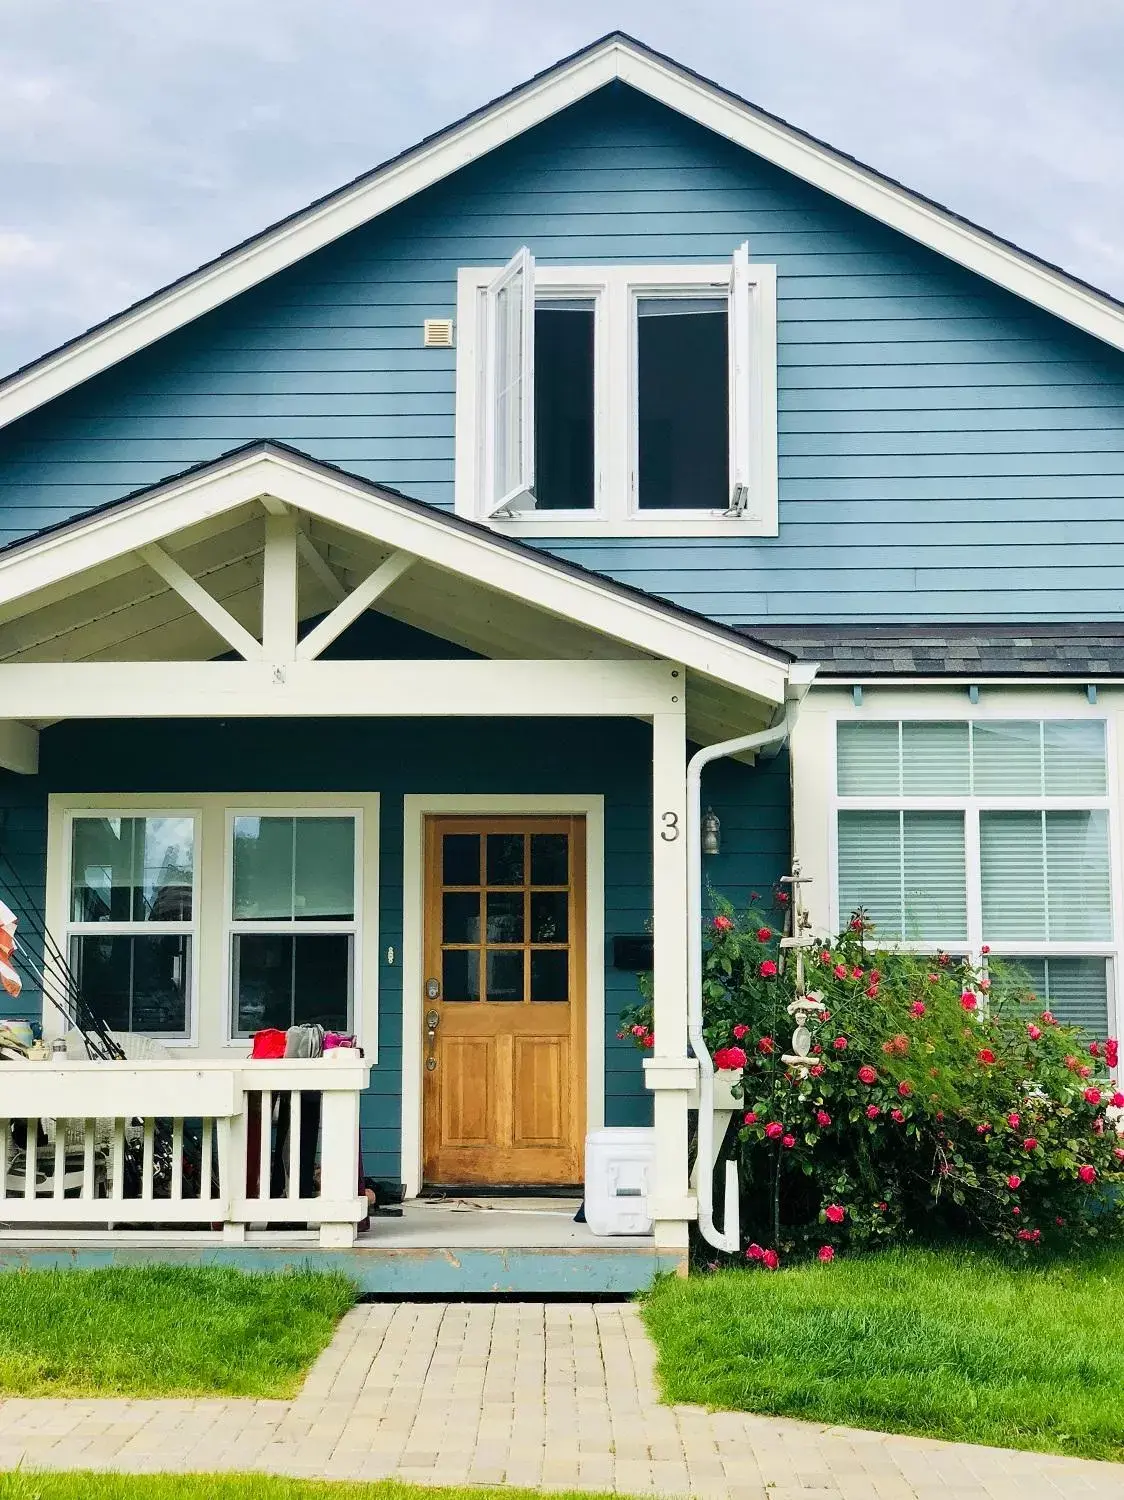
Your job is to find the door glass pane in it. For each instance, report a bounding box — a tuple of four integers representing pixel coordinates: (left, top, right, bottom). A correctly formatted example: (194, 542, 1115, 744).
(486, 891, 524, 943)
(71, 816, 193, 923)
(443, 892, 480, 944)
(71, 933, 189, 1034)
(232, 816, 294, 920)
(442, 948, 480, 1003)
(486, 833, 524, 886)
(836, 722, 900, 796)
(531, 949, 569, 1002)
(442, 833, 480, 886)
(531, 833, 568, 885)
(534, 303, 595, 510)
(1044, 720, 1107, 795)
(486, 949, 524, 1002)
(293, 818, 354, 920)
(531, 891, 568, 943)
(973, 722, 1042, 795)
(637, 299, 728, 510)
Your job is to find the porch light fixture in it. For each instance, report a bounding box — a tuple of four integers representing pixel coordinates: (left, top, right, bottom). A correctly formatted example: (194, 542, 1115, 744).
(701, 807, 721, 856)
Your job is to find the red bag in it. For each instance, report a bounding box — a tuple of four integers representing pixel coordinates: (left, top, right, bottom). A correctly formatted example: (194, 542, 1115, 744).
(250, 1028, 287, 1059)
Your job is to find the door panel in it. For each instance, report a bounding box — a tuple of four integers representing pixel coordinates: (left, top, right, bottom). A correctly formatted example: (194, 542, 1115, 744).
(422, 815, 586, 1186)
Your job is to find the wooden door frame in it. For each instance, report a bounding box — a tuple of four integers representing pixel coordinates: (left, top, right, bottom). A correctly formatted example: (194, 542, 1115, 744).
(401, 794, 605, 1199)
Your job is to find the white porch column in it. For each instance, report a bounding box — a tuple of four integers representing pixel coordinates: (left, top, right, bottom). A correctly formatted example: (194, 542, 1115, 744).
(644, 703, 697, 1254)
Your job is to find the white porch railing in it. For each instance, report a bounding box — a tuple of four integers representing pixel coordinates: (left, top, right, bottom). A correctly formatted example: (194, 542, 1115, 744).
(0, 1056, 371, 1246)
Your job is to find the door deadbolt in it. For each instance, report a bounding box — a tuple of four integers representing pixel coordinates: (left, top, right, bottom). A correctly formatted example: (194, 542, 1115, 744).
(425, 977, 441, 1000)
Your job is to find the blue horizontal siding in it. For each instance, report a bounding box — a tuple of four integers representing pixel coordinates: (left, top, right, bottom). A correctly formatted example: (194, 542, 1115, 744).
(2, 82, 1124, 621)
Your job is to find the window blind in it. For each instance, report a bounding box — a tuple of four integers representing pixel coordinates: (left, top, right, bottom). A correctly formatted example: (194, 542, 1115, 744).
(980, 810, 1111, 941)
(1008, 955, 1110, 1034)
(838, 810, 966, 942)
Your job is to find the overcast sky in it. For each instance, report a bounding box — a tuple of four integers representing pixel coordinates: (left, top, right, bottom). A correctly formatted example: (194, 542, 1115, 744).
(2, 0, 1122, 375)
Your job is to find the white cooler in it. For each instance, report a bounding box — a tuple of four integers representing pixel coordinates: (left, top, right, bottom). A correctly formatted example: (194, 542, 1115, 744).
(584, 1127, 655, 1235)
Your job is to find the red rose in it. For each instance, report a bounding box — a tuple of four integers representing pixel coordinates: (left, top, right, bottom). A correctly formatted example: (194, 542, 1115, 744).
(820, 950, 832, 964)
(824, 1203, 845, 1224)
(833, 964, 847, 979)
(1078, 1165, 1098, 1184)
(1007, 1174, 1021, 1190)
(759, 959, 778, 979)
(712, 915, 734, 932)
(926, 972, 939, 983)
(816, 1110, 831, 1128)
(865, 984, 879, 998)
(978, 1049, 996, 1065)
(764, 1122, 783, 1140)
(1090, 1041, 1101, 1058)
(727, 1046, 747, 1069)
(960, 993, 978, 1011)
(980, 944, 991, 955)
(762, 1248, 779, 1269)
(858, 1065, 877, 1085)
(866, 1104, 880, 1119)
(746, 1243, 764, 1260)
(818, 1245, 835, 1263)
(876, 1200, 888, 1211)
(713, 1047, 731, 1069)
(851, 966, 863, 979)
(756, 926, 772, 942)
(976, 1122, 991, 1134)
(833, 1036, 848, 1051)
(1114, 1148, 1124, 1163)
(1106, 1038, 1119, 1067)
(1007, 1112, 1020, 1128)
(643, 1034, 654, 1049)
(743, 1111, 757, 1125)
(1027, 1024, 1042, 1041)
(938, 953, 950, 966)
(1017, 1228, 1041, 1244)
(782, 1134, 796, 1149)
(849, 916, 864, 931)
(1112, 1092, 1124, 1108)
(1041, 1010, 1057, 1025)
(871, 969, 881, 982)
(910, 1001, 927, 1017)
(891, 1108, 905, 1123)
(1079, 1066, 1092, 1079)
(732, 1023, 749, 1040)
(1084, 1087, 1102, 1105)
(898, 1081, 913, 1098)
(1023, 1137, 1039, 1151)
(757, 1036, 775, 1055)
(809, 1064, 824, 1078)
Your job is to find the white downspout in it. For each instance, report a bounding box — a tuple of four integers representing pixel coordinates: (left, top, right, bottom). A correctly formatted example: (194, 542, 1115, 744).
(687, 690, 807, 1254)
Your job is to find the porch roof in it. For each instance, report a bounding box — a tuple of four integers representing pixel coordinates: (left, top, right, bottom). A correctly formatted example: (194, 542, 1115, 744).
(0, 442, 812, 759)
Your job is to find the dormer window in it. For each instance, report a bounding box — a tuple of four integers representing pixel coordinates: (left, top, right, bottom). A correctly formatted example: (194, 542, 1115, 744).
(454, 246, 777, 537)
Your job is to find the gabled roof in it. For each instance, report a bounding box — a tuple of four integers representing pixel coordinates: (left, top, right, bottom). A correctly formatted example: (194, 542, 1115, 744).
(3, 32, 1124, 432)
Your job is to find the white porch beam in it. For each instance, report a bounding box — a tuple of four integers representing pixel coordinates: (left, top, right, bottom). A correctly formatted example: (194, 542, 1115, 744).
(0, 720, 39, 775)
(137, 543, 263, 661)
(296, 551, 415, 661)
(0, 658, 679, 720)
(295, 523, 347, 605)
(261, 511, 299, 659)
(645, 705, 695, 1252)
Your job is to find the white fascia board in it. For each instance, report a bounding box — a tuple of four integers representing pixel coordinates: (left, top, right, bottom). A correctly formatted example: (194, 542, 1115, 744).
(3, 41, 1124, 435)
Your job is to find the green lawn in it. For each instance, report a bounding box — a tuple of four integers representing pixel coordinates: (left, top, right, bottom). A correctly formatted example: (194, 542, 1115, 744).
(0, 1478, 618, 1500)
(0, 1266, 356, 1398)
(642, 1246, 1124, 1463)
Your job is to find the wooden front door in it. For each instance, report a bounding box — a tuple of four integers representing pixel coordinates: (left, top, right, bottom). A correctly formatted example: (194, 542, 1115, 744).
(422, 816, 586, 1187)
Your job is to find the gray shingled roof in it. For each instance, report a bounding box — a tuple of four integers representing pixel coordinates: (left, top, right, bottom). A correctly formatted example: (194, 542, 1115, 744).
(743, 625, 1124, 677)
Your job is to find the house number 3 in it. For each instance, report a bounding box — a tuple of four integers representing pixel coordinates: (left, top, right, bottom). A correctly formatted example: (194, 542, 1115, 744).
(660, 812, 680, 841)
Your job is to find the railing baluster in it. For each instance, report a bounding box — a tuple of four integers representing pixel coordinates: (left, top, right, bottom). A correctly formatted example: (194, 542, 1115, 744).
(82, 1120, 95, 1201)
(289, 1090, 302, 1203)
(200, 1117, 213, 1203)
(111, 1120, 125, 1201)
(141, 1118, 155, 1203)
(171, 1118, 184, 1201)
(24, 1118, 36, 1200)
(53, 1122, 66, 1199)
(258, 1090, 272, 1203)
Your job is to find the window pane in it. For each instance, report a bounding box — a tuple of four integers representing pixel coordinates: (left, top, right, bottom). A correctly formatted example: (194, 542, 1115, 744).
(494, 271, 525, 499)
(1044, 720, 1107, 796)
(442, 833, 480, 886)
(292, 935, 351, 1030)
(442, 892, 480, 945)
(903, 813, 966, 941)
(531, 833, 568, 885)
(637, 300, 728, 510)
(531, 949, 569, 1002)
(486, 891, 524, 943)
(72, 933, 189, 1035)
(531, 891, 568, 943)
(838, 810, 903, 937)
(837, 722, 900, 796)
(486, 949, 524, 1002)
(972, 721, 1042, 795)
(71, 816, 193, 923)
(1008, 955, 1110, 1035)
(293, 818, 354, 920)
(442, 948, 479, 1003)
(233, 932, 292, 1033)
(1045, 810, 1112, 940)
(902, 722, 970, 795)
(486, 833, 524, 886)
(981, 812, 1045, 940)
(534, 305, 594, 510)
(232, 816, 293, 920)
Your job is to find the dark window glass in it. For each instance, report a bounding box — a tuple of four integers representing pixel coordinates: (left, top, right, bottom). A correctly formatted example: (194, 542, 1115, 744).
(637, 300, 728, 510)
(442, 948, 479, 1003)
(486, 833, 524, 886)
(232, 933, 350, 1034)
(533, 305, 595, 510)
(530, 833, 568, 885)
(487, 949, 524, 1002)
(530, 949, 569, 1002)
(71, 933, 189, 1035)
(530, 891, 568, 943)
(442, 833, 480, 886)
(486, 891, 524, 943)
(442, 892, 480, 945)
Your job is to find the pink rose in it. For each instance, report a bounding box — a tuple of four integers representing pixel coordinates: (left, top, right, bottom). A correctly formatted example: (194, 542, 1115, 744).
(1027, 1024, 1042, 1041)
(858, 1065, 877, 1085)
(961, 993, 978, 1011)
(910, 1001, 927, 1017)
(756, 926, 772, 942)
(980, 944, 991, 955)
(1023, 1137, 1039, 1151)
(782, 1134, 796, 1150)
(712, 915, 734, 932)
(743, 1111, 757, 1125)
(809, 1064, 824, 1078)
(1007, 1113, 1020, 1129)
(757, 1036, 775, 1055)
(816, 1110, 831, 1128)
(1078, 1165, 1098, 1185)
(818, 1245, 835, 1263)
(764, 1122, 783, 1140)
(866, 1104, 880, 1119)
(891, 1108, 905, 1123)
(1007, 1174, 1021, 1190)
(1084, 1088, 1102, 1105)
(876, 1200, 888, 1211)
(833, 964, 847, 980)
(865, 984, 880, 998)
(1041, 1010, 1057, 1025)
(824, 1203, 845, 1224)
(746, 1243, 764, 1260)
(759, 959, 778, 979)
(833, 1036, 848, 1051)
(1090, 1041, 1101, 1058)
(1106, 1039, 1119, 1067)
(926, 972, 939, 983)
(976, 1122, 991, 1134)
(1112, 1092, 1124, 1108)
(732, 1023, 749, 1040)
(762, 1248, 779, 1269)
(724, 1046, 747, 1069)
(898, 1081, 913, 1098)
(820, 950, 832, 964)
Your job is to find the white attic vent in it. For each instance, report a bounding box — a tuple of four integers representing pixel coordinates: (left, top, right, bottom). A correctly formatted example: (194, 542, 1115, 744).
(423, 318, 454, 348)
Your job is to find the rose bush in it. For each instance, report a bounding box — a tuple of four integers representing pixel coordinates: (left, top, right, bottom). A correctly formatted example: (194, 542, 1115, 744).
(619, 898, 1124, 1265)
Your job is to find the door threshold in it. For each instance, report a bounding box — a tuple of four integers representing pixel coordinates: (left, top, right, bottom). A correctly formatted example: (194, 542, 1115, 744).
(420, 1184, 582, 1198)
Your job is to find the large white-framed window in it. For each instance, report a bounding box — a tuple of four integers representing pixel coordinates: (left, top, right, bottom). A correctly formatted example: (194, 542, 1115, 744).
(226, 809, 361, 1039)
(831, 716, 1119, 1034)
(63, 810, 198, 1042)
(454, 248, 778, 538)
(46, 792, 380, 1055)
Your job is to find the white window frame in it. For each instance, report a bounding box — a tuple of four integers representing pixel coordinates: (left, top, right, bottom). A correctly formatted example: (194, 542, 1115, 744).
(46, 792, 380, 1056)
(224, 806, 363, 1042)
(455, 255, 778, 538)
(58, 807, 201, 1045)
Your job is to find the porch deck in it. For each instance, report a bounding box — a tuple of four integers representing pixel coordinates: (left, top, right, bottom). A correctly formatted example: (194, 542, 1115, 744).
(0, 1196, 682, 1294)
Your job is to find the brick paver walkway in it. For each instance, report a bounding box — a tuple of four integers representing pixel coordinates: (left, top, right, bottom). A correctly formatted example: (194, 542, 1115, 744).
(0, 1301, 1121, 1498)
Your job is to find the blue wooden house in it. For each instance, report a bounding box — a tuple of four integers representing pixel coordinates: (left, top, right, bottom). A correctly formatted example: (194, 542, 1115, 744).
(0, 34, 1120, 1289)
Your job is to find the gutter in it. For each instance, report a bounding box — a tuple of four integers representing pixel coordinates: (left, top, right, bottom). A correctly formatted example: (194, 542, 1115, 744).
(687, 663, 816, 1254)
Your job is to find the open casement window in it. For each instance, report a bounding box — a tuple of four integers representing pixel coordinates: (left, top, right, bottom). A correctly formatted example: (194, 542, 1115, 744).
(483, 246, 536, 516)
(727, 240, 753, 515)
